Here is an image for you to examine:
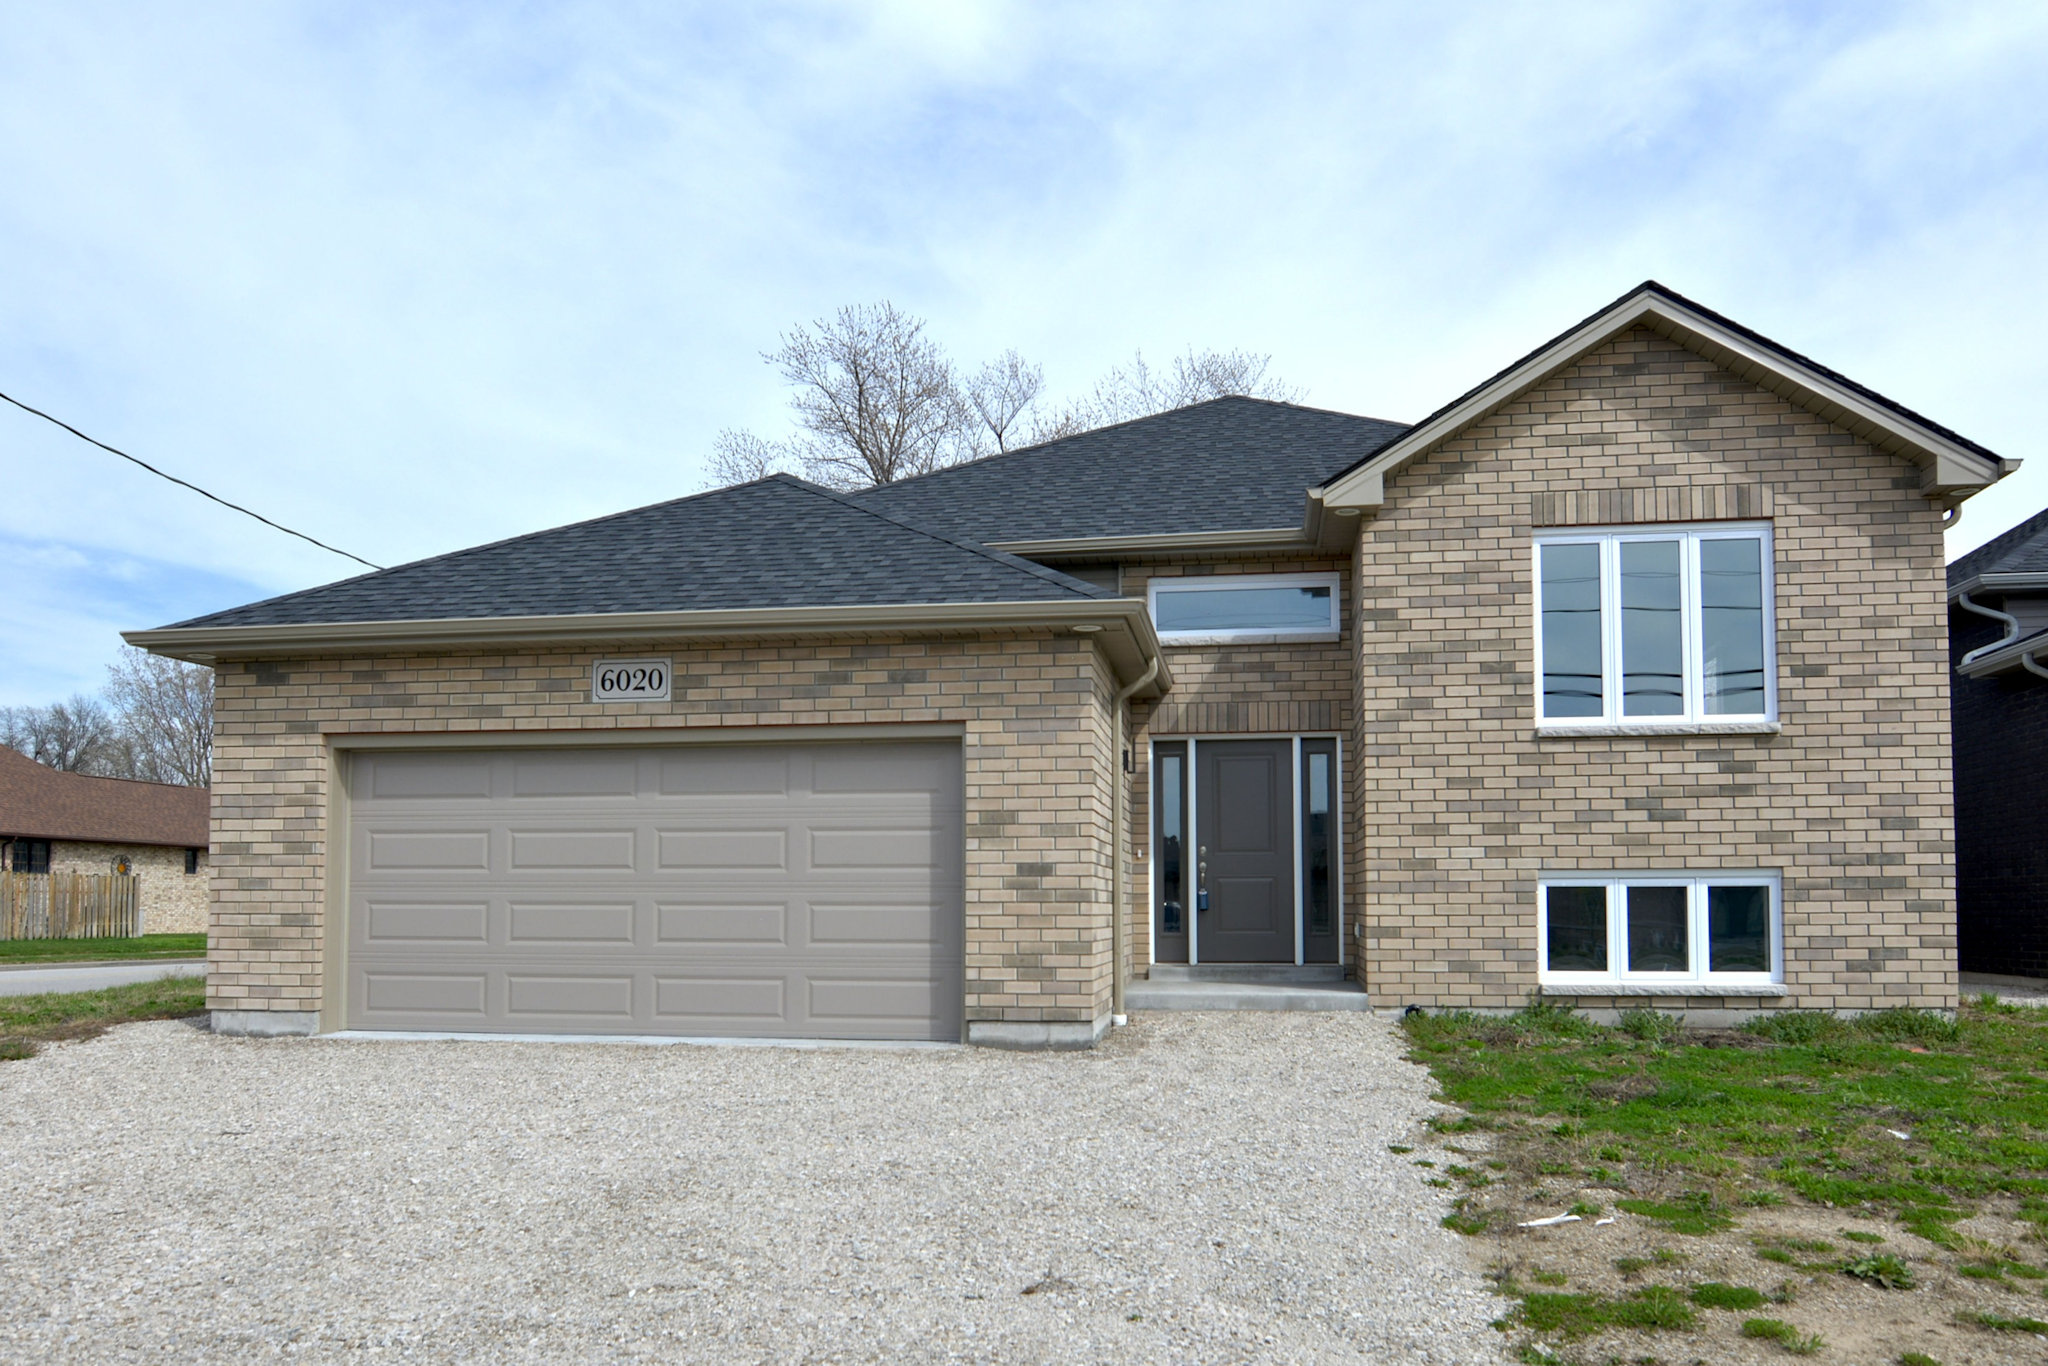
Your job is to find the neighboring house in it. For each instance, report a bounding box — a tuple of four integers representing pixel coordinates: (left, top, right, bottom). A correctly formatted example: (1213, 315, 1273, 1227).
(1948, 508, 2048, 978)
(0, 745, 211, 934)
(129, 282, 2017, 1045)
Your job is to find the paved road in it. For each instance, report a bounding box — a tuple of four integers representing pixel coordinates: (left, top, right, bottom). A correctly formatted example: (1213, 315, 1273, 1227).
(0, 960, 205, 997)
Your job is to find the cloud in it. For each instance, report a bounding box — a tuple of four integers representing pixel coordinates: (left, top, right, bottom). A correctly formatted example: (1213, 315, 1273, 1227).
(0, 0, 2042, 698)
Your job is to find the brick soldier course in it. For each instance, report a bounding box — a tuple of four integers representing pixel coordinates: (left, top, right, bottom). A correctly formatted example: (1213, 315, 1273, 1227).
(131, 282, 2017, 1044)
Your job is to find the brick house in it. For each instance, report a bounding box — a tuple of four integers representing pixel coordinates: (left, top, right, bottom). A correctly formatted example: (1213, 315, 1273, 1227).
(1948, 509, 2048, 979)
(128, 282, 2015, 1044)
(0, 745, 211, 933)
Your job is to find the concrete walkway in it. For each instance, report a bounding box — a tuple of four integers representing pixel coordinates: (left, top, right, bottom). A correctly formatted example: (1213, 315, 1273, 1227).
(1961, 971, 2048, 1007)
(0, 960, 205, 998)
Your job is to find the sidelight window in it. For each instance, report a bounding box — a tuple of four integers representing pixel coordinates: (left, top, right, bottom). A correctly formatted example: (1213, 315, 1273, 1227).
(1534, 524, 1773, 726)
(1538, 874, 1781, 988)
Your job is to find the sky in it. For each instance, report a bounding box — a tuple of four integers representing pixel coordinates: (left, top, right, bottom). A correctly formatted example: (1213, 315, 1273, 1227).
(2, 1, 2045, 704)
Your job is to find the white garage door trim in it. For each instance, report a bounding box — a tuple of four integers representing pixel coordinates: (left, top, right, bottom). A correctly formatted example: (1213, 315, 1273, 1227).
(325, 728, 965, 1042)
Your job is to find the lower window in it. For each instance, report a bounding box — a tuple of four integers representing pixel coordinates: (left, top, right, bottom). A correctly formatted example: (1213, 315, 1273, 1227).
(1539, 874, 1779, 988)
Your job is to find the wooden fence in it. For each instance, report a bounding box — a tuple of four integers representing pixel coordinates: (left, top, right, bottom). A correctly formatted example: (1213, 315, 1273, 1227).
(0, 872, 142, 940)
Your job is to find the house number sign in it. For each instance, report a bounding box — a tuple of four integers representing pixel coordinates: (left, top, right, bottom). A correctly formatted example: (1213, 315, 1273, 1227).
(592, 658, 671, 703)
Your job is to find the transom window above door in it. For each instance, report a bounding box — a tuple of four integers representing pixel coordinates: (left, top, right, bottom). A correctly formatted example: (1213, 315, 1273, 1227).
(1147, 572, 1340, 644)
(1534, 523, 1775, 727)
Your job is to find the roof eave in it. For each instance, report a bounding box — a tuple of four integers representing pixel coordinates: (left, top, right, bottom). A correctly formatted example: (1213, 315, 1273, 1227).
(986, 528, 1318, 561)
(125, 599, 1173, 697)
(1948, 571, 2048, 601)
(1320, 289, 2011, 510)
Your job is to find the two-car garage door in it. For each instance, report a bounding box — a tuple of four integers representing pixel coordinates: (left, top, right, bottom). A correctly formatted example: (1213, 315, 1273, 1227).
(344, 741, 963, 1041)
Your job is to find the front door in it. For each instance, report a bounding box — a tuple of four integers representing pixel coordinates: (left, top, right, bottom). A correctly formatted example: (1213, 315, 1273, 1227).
(1195, 739, 1295, 963)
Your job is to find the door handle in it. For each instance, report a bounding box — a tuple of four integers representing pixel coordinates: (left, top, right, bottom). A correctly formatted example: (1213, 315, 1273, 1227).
(1197, 845, 1209, 912)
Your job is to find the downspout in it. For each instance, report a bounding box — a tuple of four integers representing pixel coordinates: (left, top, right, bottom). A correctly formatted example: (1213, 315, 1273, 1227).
(1956, 591, 2020, 669)
(1111, 654, 1161, 1028)
(2024, 650, 2048, 683)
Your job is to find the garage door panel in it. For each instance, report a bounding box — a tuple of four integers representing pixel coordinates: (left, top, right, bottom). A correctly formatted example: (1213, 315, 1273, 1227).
(364, 753, 494, 800)
(368, 830, 491, 871)
(653, 975, 787, 1022)
(362, 972, 488, 1015)
(505, 974, 635, 1017)
(347, 741, 961, 1040)
(656, 828, 787, 869)
(508, 829, 637, 870)
(655, 901, 789, 945)
(658, 751, 790, 796)
(507, 901, 636, 944)
(510, 753, 640, 798)
(364, 901, 490, 943)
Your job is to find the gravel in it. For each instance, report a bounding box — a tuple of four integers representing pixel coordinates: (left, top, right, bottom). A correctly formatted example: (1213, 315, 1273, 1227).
(0, 1011, 1503, 1364)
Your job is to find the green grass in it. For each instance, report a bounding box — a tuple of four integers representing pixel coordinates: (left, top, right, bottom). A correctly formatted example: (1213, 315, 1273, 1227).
(0, 934, 205, 964)
(1741, 1318, 1824, 1354)
(1690, 1282, 1768, 1310)
(1512, 1284, 1695, 1338)
(1955, 1309, 2048, 1332)
(1402, 999, 2048, 1240)
(1898, 1353, 1942, 1366)
(0, 977, 208, 1060)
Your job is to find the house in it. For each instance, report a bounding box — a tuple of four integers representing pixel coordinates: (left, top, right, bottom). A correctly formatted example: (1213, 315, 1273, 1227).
(0, 745, 210, 933)
(1948, 508, 2048, 979)
(127, 281, 2016, 1044)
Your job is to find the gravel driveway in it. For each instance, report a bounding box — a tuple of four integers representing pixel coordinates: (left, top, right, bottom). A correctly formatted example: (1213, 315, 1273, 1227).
(0, 1012, 1501, 1364)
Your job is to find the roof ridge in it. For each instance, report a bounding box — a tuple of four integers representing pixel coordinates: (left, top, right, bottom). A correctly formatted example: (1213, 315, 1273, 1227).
(0, 746, 206, 792)
(163, 476, 818, 630)
(769, 475, 1115, 599)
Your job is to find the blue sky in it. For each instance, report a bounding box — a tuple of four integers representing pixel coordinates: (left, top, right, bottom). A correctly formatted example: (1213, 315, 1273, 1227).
(2, 1, 2045, 703)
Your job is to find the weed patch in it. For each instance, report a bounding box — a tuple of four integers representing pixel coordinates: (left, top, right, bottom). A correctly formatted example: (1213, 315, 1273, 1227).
(1955, 1309, 2048, 1333)
(1514, 1285, 1695, 1338)
(1614, 1192, 1733, 1236)
(1741, 1318, 1825, 1354)
(1842, 1253, 1916, 1289)
(1690, 1282, 1768, 1310)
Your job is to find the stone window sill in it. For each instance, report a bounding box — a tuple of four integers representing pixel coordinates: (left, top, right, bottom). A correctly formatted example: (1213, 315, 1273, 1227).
(1540, 982, 1788, 998)
(1535, 721, 1781, 739)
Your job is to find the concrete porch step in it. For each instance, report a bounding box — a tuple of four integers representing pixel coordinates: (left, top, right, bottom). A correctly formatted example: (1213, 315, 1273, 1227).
(1146, 963, 1346, 984)
(1126, 976, 1371, 1012)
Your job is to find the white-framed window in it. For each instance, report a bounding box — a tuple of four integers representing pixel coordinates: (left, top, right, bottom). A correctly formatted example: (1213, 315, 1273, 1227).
(1538, 874, 1782, 988)
(1533, 522, 1775, 726)
(1147, 572, 1341, 645)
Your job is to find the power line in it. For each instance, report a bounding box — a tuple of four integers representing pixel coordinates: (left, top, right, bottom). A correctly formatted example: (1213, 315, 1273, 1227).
(0, 388, 384, 571)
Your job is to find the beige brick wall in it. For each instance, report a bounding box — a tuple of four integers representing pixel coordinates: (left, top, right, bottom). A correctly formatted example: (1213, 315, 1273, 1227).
(1120, 557, 1357, 976)
(1355, 326, 1957, 1013)
(208, 632, 1116, 1029)
(50, 841, 208, 934)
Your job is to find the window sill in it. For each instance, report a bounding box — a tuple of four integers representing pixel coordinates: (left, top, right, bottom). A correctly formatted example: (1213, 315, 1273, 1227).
(1159, 631, 1342, 648)
(1540, 982, 1787, 998)
(1535, 720, 1781, 739)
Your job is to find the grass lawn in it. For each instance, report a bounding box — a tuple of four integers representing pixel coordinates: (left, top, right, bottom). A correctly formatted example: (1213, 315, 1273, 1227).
(0, 934, 205, 964)
(1401, 998, 2048, 1365)
(0, 976, 208, 1061)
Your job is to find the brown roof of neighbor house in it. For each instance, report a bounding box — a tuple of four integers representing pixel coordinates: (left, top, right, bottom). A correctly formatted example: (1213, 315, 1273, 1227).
(0, 747, 209, 849)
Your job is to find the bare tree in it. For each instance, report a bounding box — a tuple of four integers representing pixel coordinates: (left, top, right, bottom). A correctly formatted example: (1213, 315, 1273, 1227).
(961, 350, 1046, 455)
(104, 647, 213, 787)
(710, 305, 1305, 489)
(0, 696, 122, 773)
(706, 430, 800, 487)
(769, 302, 966, 489)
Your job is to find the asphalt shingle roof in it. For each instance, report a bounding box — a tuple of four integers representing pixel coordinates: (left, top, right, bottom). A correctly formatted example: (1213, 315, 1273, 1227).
(850, 396, 1409, 544)
(0, 746, 209, 848)
(1950, 506, 2048, 591)
(166, 475, 1114, 630)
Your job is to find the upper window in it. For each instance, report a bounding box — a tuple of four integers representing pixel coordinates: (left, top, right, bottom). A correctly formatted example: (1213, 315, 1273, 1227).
(1148, 572, 1340, 645)
(1534, 523, 1774, 726)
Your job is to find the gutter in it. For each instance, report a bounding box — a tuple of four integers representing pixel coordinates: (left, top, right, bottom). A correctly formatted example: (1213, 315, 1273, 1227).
(125, 598, 1172, 696)
(1108, 655, 1161, 1028)
(1955, 591, 2021, 670)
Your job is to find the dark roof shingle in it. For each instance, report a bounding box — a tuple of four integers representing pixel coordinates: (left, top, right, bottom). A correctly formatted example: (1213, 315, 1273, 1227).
(851, 396, 1408, 544)
(1950, 506, 2048, 591)
(164, 475, 1114, 630)
(0, 747, 209, 848)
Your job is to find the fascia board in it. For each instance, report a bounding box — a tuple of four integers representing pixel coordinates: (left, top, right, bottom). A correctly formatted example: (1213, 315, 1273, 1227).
(124, 598, 1173, 696)
(1948, 572, 2048, 601)
(1321, 291, 2007, 508)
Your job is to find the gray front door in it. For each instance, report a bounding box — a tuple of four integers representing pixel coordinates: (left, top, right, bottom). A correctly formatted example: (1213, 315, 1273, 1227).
(1196, 739, 1296, 963)
(343, 741, 963, 1041)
